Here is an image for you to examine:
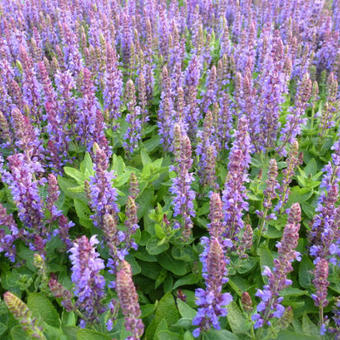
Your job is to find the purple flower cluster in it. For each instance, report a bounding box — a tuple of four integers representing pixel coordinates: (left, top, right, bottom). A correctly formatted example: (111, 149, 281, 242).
(193, 237, 232, 337)
(222, 116, 251, 241)
(69, 235, 106, 326)
(0, 203, 20, 262)
(0, 154, 46, 253)
(252, 203, 301, 328)
(123, 80, 142, 154)
(309, 136, 340, 265)
(169, 123, 196, 239)
(88, 144, 118, 226)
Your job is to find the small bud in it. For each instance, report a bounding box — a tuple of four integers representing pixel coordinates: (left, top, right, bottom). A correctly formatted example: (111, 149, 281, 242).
(241, 292, 253, 312)
(4, 292, 46, 339)
(129, 173, 139, 199)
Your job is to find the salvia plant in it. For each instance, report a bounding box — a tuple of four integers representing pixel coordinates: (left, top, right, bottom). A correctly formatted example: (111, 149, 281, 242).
(0, 0, 338, 340)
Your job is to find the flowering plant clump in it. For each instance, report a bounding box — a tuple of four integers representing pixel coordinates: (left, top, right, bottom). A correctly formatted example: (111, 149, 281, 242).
(0, 1, 339, 340)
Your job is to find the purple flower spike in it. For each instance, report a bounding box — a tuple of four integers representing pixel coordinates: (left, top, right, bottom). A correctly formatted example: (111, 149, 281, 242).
(222, 116, 251, 242)
(193, 237, 232, 337)
(88, 144, 118, 226)
(253, 204, 301, 329)
(69, 235, 106, 325)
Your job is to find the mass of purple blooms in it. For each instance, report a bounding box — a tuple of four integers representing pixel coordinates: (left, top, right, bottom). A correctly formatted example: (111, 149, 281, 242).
(0, 0, 339, 339)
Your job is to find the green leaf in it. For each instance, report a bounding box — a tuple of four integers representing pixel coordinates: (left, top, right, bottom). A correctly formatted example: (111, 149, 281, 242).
(141, 148, 152, 167)
(171, 246, 196, 262)
(172, 318, 193, 329)
(236, 257, 258, 274)
(111, 154, 126, 175)
(158, 252, 189, 276)
(64, 167, 85, 184)
(156, 330, 180, 340)
(173, 273, 201, 289)
(0, 322, 7, 336)
(227, 301, 249, 335)
(137, 189, 154, 219)
(299, 255, 314, 289)
(202, 329, 239, 340)
(80, 152, 94, 177)
(146, 236, 169, 255)
(144, 135, 161, 152)
(10, 325, 29, 340)
(145, 293, 180, 339)
(141, 304, 156, 318)
(258, 247, 274, 280)
(176, 299, 196, 319)
(184, 330, 195, 340)
(61, 311, 76, 327)
(58, 177, 87, 202)
(27, 293, 60, 328)
(155, 269, 168, 288)
(302, 314, 320, 337)
(304, 159, 317, 176)
(132, 248, 157, 262)
(280, 287, 308, 297)
(74, 199, 93, 229)
(125, 254, 141, 275)
(287, 186, 313, 205)
(77, 329, 112, 340)
(277, 330, 319, 340)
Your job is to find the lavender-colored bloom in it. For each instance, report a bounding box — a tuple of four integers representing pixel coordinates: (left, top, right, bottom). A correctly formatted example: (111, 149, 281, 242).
(157, 66, 175, 150)
(238, 224, 254, 259)
(18, 44, 42, 123)
(193, 237, 232, 337)
(124, 196, 139, 251)
(0, 203, 20, 262)
(76, 68, 108, 152)
(309, 136, 340, 265)
(207, 192, 224, 240)
(88, 144, 118, 226)
(38, 61, 68, 171)
(53, 215, 74, 249)
(69, 235, 106, 325)
(1, 154, 45, 253)
(11, 107, 43, 162)
(278, 73, 312, 155)
(263, 159, 279, 210)
(184, 55, 201, 137)
(54, 70, 77, 136)
(103, 43, 122, 127)
(123, 80, 142, 154)
(103, 213, 126, 278)
(311, 258, 329, 308)
(49, 275, 73, 312)
(222, 116, 251, 241)
(252, 203, 301, 329)
(46, 174, 62, 222)
(116, 261, 144, 339)
(320, 73, 339, 136)
(217, 93, 233, 150)
(200, 66, 217, 113)
(170, 124, 196, 239)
